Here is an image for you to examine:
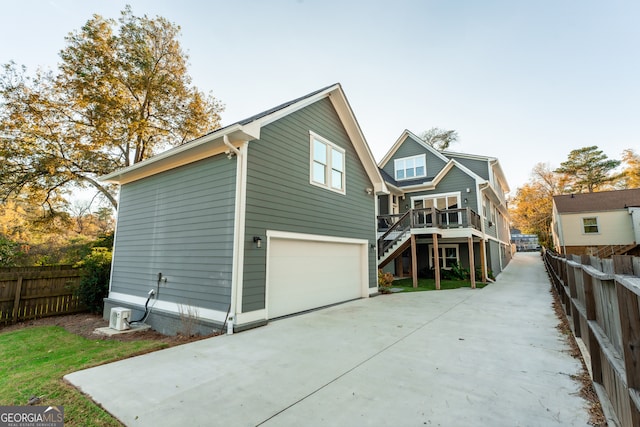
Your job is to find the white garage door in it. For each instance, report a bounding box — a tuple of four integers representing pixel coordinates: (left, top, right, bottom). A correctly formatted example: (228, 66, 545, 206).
(267, 235, 366, 319)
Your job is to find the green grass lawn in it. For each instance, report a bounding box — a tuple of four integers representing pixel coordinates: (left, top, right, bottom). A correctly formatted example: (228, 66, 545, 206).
(0, 326, 167, 426)
(390, 277, 489, 292)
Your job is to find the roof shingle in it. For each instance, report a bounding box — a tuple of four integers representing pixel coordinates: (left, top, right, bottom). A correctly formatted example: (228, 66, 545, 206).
(553, 188, 640, 213)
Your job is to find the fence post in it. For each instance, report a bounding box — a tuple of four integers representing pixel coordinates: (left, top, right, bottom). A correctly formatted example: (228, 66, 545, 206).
(582, 261, 602, 383)
(12, 276, 23, 324)
(615, 279, 640, 426)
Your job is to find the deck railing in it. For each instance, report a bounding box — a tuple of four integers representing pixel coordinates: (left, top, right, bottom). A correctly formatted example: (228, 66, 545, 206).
(543, 249, 640, 427)
(377, 207, 481, 258)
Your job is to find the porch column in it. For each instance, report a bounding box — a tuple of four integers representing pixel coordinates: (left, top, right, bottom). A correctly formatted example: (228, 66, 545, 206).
(468, 237, 476, 289)
(433, 233, 440, 290)
(410, 234, 418, 288)
(480, 239, 488, 282)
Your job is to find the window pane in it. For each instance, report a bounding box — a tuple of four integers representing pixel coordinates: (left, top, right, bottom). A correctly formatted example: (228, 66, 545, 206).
(406, 168, 415, 178)
(331, 170, 343, 189)
(313, 162, 326, 184)
(397, 169, 405, 179)
(331, 149, 343, 172)
(415, 166, 425, 176)
(313, 140, 326, 164)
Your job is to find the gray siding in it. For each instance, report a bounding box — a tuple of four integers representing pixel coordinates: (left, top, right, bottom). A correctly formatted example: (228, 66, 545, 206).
(487, 240, 502, 276)
(447, 155, 490, 180)
(110, 156, 236, 312)
(242, 97, 377, 312)
(400, 166, 478, 215)
(382, 135, 447, 180)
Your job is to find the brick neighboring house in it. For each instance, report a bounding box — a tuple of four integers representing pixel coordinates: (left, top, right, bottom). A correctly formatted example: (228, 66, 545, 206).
(551, 188, 640, 257)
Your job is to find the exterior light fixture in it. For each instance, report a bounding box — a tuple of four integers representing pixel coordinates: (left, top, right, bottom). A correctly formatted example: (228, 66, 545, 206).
(253, 236, 262, 248)
(365, 188, 373, 195)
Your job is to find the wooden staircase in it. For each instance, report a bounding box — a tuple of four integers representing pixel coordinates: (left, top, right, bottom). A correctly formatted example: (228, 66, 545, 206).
(594, 243, 638, 258)
(377, 231, 411, 268)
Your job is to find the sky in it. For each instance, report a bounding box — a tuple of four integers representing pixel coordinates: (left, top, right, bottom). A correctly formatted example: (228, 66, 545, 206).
(1, 0, 638, 195)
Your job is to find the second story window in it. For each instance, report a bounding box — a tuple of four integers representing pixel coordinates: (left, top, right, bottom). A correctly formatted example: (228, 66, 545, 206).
(310, 132, 345, 194)
(582, 217, 599, 234)
(394, 155, 426, 180)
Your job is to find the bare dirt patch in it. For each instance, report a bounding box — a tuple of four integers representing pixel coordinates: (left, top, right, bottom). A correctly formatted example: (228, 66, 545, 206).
(0, 313, 216, 346)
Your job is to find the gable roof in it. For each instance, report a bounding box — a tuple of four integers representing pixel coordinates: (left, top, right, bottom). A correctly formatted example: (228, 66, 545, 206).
(553, 188, 640, 213)
(378, 130, 450, 168)
(442, 150, 510, 193)
(101, 84, 387, 193)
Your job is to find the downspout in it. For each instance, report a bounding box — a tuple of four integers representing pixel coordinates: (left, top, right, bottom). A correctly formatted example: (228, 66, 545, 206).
(225, 135, 240, 334)
(225, 136, 248, 335)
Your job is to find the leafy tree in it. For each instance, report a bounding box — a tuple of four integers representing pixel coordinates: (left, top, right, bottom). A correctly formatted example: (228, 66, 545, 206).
(554, 146, 621, 193)
(621, 149, 640, 188)
(509, 163, 562, 248)
(0, 6, 223, 212)
(0, 236, 22, 267)
(420, 127, 459, 151)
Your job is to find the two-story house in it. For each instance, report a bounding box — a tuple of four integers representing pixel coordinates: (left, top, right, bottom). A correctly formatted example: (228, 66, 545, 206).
(376, 130, 512, 288)
(551, 188, 640, 257)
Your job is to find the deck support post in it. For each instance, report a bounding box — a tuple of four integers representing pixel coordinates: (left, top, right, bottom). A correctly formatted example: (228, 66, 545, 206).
(468, 237, 476, 289)
(410, 234, 418, 288)
(480, 239, 488, 282)
(433, 233, 440, 290)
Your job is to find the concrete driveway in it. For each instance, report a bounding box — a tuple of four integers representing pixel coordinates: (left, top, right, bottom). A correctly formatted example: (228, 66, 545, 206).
(65, 253, 590, 426)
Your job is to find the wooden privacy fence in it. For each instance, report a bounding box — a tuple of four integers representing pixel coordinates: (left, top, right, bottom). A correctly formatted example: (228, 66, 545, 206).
(543, 249, 640, 427)
(0, 265, 86, 325)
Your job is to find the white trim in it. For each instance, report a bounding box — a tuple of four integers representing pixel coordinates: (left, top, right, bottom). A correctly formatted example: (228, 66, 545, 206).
(265, 230, 369, 320)
(107, 193, 122, 295)
(582, 216, 600, 234)
(235, 309, 267, 325)
(100, 124, 260, 184)
(378, 130, 450, 168)
(230, 142, 250, 322)
(394, 154, 427, 181)
(309, 131, 346, 195)
(410, 191, 461, 207)
(266, 230, 368, 245)
(427, 244, 460, 269)
(108, 292, 229, 322)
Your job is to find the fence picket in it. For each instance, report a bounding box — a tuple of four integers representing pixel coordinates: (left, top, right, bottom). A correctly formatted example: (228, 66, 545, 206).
(543, 249, 640, 427)
(0, 266, 86, 325)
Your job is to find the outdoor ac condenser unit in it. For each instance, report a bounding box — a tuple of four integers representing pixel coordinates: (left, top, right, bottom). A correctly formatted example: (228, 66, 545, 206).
(109, 307, 131, 331)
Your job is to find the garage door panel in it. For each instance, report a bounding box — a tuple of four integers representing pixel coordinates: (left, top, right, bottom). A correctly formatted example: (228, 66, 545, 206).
(267, 237, 363, 319)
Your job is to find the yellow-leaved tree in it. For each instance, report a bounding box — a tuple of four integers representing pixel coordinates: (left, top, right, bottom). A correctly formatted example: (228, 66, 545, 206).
(0, 6, 223, 213)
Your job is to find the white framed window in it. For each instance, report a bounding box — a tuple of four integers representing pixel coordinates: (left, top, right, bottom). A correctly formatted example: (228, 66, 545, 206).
(394, 154, 426, 181)
(411, 192, 461, 226)
(582, 217, 599, 234)
(310, 132, 345, 194)
(428, 244, 460, 269)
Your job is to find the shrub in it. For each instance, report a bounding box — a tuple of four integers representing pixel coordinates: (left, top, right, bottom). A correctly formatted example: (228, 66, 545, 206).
(449, 262, 470, 280)
(0, 237, 22, 267)
(378, 269, 394, 293)
(75, 247, 112, 313)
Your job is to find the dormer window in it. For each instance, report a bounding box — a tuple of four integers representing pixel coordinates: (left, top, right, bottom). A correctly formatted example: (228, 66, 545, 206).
(394, 154, 426, 181)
